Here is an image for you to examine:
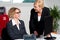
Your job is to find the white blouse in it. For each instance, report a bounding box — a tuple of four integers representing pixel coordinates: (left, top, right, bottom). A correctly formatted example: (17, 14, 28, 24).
(38, 16, 41, 21)
(12, 19, 21, 30)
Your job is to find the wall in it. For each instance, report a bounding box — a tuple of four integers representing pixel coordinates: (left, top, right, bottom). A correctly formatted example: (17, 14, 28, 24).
(0, 3, 33, 35)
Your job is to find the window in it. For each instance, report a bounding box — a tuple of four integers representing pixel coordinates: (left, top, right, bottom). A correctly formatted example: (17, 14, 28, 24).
(13, 0, 24, 3)
(23, 0, 35, 3)
(0, 0, 35, 3)
(2, 0, 11, 2)
(0, 0, 1, 1)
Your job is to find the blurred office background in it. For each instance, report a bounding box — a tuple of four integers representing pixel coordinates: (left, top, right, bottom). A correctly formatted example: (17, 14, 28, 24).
(0, 0, 60, 34)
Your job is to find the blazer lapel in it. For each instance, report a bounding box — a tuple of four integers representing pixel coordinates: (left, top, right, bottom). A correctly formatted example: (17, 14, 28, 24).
(35, 12, 38, 21)
(36, 12, 43, 22)
(40, 8, 44, 21)
(19, 24, 21, 30)
(11, 20, 20, 32)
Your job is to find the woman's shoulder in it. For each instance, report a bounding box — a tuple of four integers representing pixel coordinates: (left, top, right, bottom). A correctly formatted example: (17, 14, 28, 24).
(6, 20, 12, 27)
(31, 8, 35, 11)
(19, 20, 24, 23)
(19, 20, 25, 25)
(43, 7, 49, 10)
(7, 20, 12, 25)
(43, 7, 50, 12)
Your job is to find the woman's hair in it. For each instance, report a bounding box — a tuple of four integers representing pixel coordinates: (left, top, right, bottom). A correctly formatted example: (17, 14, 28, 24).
(34, 0, 44, 8)
(8, 7, 21, 18)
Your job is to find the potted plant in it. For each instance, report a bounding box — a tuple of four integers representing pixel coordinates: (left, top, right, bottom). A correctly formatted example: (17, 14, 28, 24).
(50, 5, 60, 33)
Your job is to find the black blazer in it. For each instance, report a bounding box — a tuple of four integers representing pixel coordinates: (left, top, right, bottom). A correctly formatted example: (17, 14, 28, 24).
(6, 20, 27, 40)
(29, 7, 50, 35)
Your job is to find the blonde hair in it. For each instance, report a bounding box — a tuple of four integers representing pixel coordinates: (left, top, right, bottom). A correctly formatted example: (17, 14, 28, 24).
(34, 0, 44, 8)
(8, 7, 21, 18)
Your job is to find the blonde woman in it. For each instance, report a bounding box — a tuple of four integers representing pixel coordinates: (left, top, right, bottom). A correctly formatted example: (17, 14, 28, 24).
(29, 0, 53, 38)
(7, 7, 27, 40)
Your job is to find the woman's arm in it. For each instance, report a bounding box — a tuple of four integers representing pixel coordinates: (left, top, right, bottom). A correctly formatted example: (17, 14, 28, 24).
(20, 20, 27, 35)
(44, 7, 50, 16)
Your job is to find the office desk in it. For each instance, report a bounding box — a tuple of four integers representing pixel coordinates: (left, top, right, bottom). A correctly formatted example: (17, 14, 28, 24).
(15, 38, 60, 40)
(15, 33, 60, 40)
(15, 38, 45, 40)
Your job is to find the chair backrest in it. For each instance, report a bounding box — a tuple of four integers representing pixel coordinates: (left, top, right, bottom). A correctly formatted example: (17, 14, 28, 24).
(23, 34, 36, 40)
(0, 7, 9, 39)
(0, 7, 5, 15)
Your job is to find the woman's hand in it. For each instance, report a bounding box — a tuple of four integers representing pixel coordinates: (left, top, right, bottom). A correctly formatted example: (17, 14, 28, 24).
(34, 31, 38, 36)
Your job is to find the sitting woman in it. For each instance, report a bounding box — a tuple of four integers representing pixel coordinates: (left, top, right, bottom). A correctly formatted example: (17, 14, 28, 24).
(6, 7, 27, 40)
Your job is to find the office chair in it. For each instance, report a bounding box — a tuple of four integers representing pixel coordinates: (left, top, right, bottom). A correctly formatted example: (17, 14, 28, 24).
(0, 7, 10, 40)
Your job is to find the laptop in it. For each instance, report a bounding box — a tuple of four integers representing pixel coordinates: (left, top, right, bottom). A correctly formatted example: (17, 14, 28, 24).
(23, 34, 36, 40)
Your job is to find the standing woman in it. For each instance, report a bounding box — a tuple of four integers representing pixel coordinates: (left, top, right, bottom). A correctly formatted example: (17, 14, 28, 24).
(7, 7, 27, 40)
(29, 0, 52, 38)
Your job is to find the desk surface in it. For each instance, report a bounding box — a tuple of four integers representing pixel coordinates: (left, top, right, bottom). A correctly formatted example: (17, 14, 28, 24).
(15, 33, 60, 40)
(15, 37, 60, 40)
(15, 38, 60, 40)
(15, 38, 45, 40)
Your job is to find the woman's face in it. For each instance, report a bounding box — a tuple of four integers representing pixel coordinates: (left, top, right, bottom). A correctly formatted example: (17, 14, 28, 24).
(13, 9, 20, 19)
(34, 3, 42, 13)
(34, 0, 44, 12)
(34, 3, 40, 12)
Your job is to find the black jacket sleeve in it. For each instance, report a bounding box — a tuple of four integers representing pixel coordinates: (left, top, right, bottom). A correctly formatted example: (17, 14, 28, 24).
(29, 8, 36, 33)
(20, 20, 27, 35)
(44, 7, 50, 16)
(6, 22, 17, 39)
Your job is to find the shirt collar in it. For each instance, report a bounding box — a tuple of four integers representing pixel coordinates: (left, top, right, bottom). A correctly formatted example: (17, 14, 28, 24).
(12, 19, 21, 26)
